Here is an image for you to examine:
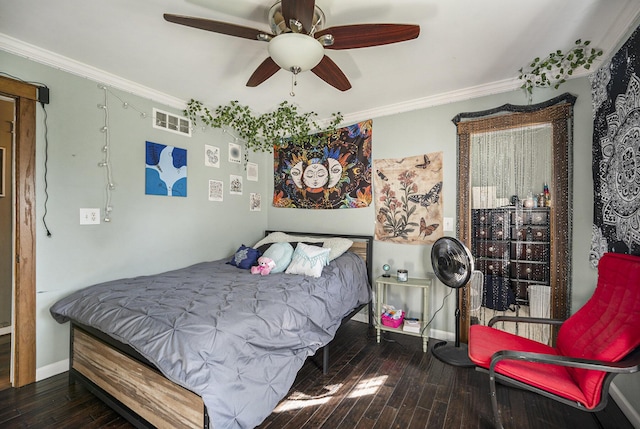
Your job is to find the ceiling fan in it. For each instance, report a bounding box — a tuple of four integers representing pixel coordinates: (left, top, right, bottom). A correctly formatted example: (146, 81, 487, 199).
(164, 0, 420, 92)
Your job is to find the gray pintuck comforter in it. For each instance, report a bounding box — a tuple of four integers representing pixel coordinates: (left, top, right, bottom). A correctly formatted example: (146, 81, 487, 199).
(50, 251, 370, 429)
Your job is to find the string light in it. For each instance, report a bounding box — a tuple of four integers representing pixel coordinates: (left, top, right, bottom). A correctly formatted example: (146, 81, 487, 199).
(97, 84, 148, 223)
(97, 85, 115, 222)
(222, 128, 243, 144)
(103, 86, 147, 119)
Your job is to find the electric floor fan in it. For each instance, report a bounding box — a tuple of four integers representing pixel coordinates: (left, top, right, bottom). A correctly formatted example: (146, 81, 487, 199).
(430, 236, 475, 367)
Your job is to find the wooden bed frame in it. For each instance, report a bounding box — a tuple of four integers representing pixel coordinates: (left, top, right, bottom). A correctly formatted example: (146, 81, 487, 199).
(68, 232, 373, 429)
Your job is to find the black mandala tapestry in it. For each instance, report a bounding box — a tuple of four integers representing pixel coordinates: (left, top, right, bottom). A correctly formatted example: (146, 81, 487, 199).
(590, 24, 640, 266)
(272, 120, 372, 209)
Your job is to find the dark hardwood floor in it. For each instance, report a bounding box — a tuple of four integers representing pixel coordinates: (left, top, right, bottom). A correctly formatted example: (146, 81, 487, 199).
(0, 321, 633, 428)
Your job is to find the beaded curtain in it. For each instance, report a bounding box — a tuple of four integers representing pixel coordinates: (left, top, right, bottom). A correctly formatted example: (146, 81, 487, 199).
(453, 95, 575, 343)
(470, 125, 552, 343)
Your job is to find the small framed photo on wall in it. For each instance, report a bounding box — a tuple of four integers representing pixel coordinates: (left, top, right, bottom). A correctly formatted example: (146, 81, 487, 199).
(230, 174, 243, 195)
(208, 179, 223, 202)
(246, 162, 258, 181)
(229, 142, 241, 164)
(205, 144, 220, 168)
(250, 193, 261, 211)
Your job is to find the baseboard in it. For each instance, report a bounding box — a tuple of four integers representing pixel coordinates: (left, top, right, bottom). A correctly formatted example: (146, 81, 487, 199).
(429, 328, 455, 342)
(36, 359, 69, 382)
(610, 382, 640, 428)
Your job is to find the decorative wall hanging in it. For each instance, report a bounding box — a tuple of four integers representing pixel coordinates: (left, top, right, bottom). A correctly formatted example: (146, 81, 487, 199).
(272, 119, 372, 209)
(250, 193, 261, 211)
(590, 25, 640, 265)
(230, 174, 243, 195)
(246, 162, 259, 181)
(145, 141, 187, 197)
(373, 152, 443, 244)
(204, 144, 220, 168)
(185, 100, 342, 156)
(208, 179, 223, 202)
(519, 39, 603, 99)
(98, 85, 148, 221)
(229, 142, 242, 164)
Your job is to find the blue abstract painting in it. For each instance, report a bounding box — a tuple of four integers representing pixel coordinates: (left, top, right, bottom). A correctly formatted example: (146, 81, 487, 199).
(145, 141, 187, 197)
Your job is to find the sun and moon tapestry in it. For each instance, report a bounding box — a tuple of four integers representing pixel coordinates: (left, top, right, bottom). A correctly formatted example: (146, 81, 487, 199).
(374, 152, 444, 244)
(272, 120, 372, 209)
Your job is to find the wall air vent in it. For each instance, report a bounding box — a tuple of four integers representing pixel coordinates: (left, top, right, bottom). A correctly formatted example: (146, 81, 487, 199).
(153, 108, 191, 137)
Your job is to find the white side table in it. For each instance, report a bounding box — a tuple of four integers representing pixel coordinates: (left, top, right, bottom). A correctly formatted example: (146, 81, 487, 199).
(375, 274, 435, 352)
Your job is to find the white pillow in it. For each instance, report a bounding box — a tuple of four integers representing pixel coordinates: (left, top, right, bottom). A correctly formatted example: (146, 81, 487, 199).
(253, 232, 352, 261)
(285, 242, 331, 278)
(321, 237, 354, 261)
(253, 231, 290, 249)
(262, 242, 294, 273)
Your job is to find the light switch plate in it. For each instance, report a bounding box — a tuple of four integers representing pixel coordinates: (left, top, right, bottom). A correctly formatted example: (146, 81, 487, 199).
(443, 217, 454, 231)
(80, 208, 100, 225)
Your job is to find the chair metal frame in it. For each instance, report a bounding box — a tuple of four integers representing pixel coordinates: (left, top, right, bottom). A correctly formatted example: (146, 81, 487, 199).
(479, 315, 640, 429)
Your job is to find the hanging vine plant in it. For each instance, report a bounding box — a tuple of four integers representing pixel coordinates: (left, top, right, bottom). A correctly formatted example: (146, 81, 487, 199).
(518, 39, 603, 96)
(184, 99, 343, 154)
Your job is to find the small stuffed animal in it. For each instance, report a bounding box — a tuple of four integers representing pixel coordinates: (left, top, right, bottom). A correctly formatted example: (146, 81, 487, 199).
(251, 257, 276, 275)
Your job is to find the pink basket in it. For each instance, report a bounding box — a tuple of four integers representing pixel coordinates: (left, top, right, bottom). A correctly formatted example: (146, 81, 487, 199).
(381, 312, 404, 328)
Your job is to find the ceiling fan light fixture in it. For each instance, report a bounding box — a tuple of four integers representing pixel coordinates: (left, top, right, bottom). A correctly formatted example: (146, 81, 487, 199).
(268, 33, 324, 73)
(317, 34, 334, 47)
(268, 2, 326, 36)
(289, 19, 303, 33)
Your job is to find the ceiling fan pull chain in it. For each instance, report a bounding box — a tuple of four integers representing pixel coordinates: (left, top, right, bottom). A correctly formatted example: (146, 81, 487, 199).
(290, 73, 296, 97)
(290, 66, 300, 97)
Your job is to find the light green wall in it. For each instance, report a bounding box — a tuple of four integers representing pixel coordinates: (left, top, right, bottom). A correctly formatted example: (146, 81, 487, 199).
(1, 50, 270, 368)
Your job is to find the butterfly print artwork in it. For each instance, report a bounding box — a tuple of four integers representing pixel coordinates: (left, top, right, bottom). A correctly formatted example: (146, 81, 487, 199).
(419, 218, 439, 237)
(408, 181, 442, 207)
(415, 154, 430, 169)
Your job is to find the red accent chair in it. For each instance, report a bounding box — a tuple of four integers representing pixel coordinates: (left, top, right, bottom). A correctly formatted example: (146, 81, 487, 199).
(469, 252, 640, 428)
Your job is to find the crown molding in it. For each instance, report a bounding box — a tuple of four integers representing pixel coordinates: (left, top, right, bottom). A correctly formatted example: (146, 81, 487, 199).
(0, 33, 185, 110)
(340, 78, 524, 125)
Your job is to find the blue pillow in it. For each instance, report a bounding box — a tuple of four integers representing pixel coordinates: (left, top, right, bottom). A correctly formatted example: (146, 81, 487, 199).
(262, 242, 294, 273)
(227, 245, 260, 269)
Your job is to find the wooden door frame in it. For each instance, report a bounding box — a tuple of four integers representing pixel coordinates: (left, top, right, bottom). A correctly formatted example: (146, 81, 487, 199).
(0, 75, 36, 387)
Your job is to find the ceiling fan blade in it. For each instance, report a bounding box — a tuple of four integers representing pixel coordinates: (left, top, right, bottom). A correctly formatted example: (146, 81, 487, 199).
(281, 0, 316, 33)
(317, 24, 420, 49)
(312, 56, 351, 91)
(246, 57, 281, 87)
(164, 13, 273, 41)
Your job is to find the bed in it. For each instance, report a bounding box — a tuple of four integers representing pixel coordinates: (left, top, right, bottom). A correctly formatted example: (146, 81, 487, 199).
(50, 231, 373, 429)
